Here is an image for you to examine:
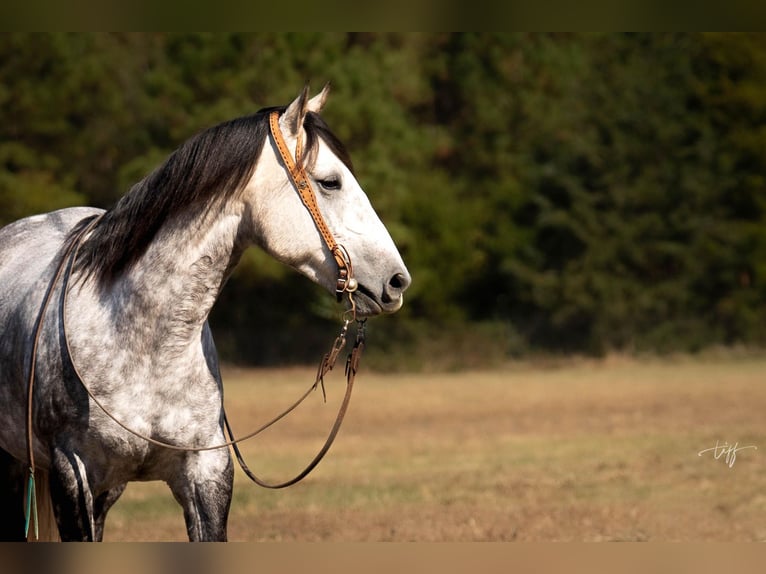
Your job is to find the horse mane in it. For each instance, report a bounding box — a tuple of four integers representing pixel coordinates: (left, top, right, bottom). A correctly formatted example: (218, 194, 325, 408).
(72, 106, 354, 286)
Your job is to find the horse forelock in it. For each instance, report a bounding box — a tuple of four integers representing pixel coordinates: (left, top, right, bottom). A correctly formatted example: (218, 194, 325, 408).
(303, 111, 355, 175)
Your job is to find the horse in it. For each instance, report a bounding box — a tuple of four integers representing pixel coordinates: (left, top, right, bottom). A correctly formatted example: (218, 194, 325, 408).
(0, 85, 411, 541)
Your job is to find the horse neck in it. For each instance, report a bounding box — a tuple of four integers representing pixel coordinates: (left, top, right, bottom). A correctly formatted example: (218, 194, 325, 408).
(107, 203, 245, 349)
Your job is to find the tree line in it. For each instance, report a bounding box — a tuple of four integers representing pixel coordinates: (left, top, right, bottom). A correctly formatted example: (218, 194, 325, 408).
(1, 33, 764, 367)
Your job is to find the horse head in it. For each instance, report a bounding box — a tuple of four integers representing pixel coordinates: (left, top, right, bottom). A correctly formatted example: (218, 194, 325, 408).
(244, 86, 411, 317)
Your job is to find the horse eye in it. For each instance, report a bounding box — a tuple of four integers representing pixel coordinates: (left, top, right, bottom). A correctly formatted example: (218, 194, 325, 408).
(317, 177, 341, 191)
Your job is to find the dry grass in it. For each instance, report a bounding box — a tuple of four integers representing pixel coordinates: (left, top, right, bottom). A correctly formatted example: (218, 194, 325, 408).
(104, 354, 766, 541)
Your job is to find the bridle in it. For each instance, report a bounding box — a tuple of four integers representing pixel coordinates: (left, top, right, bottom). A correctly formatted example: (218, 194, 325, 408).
(22, 110, 364, 538)
(268, 110, 358, 302)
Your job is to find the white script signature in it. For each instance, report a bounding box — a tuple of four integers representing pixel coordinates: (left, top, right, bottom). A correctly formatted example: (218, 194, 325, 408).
(698, 441, 758, 468)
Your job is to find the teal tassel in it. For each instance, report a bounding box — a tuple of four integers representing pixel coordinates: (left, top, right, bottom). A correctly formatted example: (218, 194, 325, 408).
(24, 468, 38, 540)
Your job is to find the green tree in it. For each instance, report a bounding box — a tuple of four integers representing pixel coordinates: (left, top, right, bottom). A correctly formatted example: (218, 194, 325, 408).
(2, 33, 765, 364)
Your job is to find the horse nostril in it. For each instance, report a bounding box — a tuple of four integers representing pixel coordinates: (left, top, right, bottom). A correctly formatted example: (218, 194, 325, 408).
(382, 270, 411, 307)
(388, 272, 410, 292)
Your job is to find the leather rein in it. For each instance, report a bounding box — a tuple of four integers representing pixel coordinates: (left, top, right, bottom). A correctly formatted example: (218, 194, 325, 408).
(23, 109, 364, 537)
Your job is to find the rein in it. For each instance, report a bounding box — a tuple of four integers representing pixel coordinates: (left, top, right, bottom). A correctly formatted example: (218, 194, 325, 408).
(23, 110, 364, 537)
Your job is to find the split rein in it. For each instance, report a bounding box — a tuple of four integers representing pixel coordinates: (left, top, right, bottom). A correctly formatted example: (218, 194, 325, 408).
(23, 110, 365, 538)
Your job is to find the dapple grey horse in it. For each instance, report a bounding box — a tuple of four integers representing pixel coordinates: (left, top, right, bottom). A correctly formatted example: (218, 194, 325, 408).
(0, 86, 410, 541)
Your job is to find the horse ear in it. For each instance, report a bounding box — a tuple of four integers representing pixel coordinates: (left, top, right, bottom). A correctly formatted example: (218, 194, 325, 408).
(307, 83, 330, 114)
(282, 85, 311, 137)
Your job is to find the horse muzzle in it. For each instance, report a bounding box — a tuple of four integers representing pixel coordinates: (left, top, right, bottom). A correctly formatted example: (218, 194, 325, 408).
(353, 269, 411, 317)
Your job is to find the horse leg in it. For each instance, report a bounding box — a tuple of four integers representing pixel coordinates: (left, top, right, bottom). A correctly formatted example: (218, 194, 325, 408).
(93, 483, 127, 541)
(168, 450, 233, 541)
(48, 445, 97, 541)
(0, 448, 27, 541)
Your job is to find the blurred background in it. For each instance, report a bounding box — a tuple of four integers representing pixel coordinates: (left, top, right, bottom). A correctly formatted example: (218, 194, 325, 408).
(2, 33, 765, 369)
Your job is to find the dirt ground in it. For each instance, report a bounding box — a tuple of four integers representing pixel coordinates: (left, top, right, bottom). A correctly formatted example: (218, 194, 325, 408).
(105, 353, 766, 541)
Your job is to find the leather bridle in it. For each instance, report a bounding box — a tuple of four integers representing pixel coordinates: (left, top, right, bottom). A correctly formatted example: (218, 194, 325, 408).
(22, 109, 365, 538)
(268, 110, 358, 301)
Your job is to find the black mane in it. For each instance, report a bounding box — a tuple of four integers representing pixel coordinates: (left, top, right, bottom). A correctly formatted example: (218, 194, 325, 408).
(72, 107, 353, 285)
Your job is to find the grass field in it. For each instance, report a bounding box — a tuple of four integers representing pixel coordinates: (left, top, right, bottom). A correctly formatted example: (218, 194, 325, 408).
(104, 353, 766, 541)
